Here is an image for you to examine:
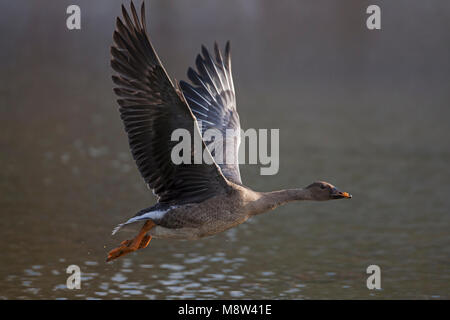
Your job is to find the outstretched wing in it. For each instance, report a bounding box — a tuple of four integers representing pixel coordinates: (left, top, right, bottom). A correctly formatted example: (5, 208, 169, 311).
(180, 43, 242, 185)
(111, 2, 229, 205)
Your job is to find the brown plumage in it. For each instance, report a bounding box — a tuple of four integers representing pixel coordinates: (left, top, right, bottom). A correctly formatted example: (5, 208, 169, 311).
(107, 1, 351, 262)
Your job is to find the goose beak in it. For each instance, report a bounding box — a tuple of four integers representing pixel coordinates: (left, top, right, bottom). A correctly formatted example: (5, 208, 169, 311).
(340, 192, 352, 199)
(331, 189, 352, 199)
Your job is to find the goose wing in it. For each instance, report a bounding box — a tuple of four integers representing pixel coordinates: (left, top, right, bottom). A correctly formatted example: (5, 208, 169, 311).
(111, 2, 229, 205)
(180, 43, 242, 185)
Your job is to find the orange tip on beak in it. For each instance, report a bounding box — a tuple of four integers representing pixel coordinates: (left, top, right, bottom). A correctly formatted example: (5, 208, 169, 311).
(342, 192, 352, 199)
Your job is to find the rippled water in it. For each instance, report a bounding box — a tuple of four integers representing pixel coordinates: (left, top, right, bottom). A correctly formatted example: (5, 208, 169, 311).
(1, 0, 449, 299)
(1, 129, 449, 299)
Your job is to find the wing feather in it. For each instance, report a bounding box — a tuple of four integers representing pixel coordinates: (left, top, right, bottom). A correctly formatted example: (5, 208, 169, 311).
(111, 2, 229, 205)
(180, 42, 242, 184)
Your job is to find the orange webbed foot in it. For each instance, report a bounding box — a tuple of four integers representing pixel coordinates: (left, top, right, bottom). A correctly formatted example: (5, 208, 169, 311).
(106, 220, 155, 262)
(139, 235, 152, 249)
(120, 239, 132, 246)
(106, 241, 135, 262)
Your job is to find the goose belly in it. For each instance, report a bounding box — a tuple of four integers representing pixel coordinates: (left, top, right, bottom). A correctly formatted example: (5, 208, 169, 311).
(149, 226, 203, 240)
(148, 191, 253, 239)
(150, 214, 249, 240)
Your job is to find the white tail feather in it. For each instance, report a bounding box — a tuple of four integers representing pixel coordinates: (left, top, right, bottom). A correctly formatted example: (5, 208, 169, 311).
(110, 206, 178, 236)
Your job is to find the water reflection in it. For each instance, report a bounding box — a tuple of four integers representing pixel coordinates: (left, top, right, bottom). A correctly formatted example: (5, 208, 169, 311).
(3, 249, 310, 299)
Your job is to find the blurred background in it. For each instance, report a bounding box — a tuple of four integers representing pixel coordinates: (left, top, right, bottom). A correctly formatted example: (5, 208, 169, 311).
(0, 0, 449, 299)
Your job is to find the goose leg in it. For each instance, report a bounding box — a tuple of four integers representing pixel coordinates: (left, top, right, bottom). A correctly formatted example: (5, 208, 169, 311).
(106, 220, 155, 262)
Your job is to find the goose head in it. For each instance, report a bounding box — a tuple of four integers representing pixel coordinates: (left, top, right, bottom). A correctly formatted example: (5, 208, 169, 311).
(306, 181, 352, 201)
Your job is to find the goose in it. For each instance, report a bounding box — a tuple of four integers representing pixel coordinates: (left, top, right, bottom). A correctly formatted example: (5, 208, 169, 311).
(107, 1, 351, 262)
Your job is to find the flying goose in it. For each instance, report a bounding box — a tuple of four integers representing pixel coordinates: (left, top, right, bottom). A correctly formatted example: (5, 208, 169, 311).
(107, 1, 351, 262)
